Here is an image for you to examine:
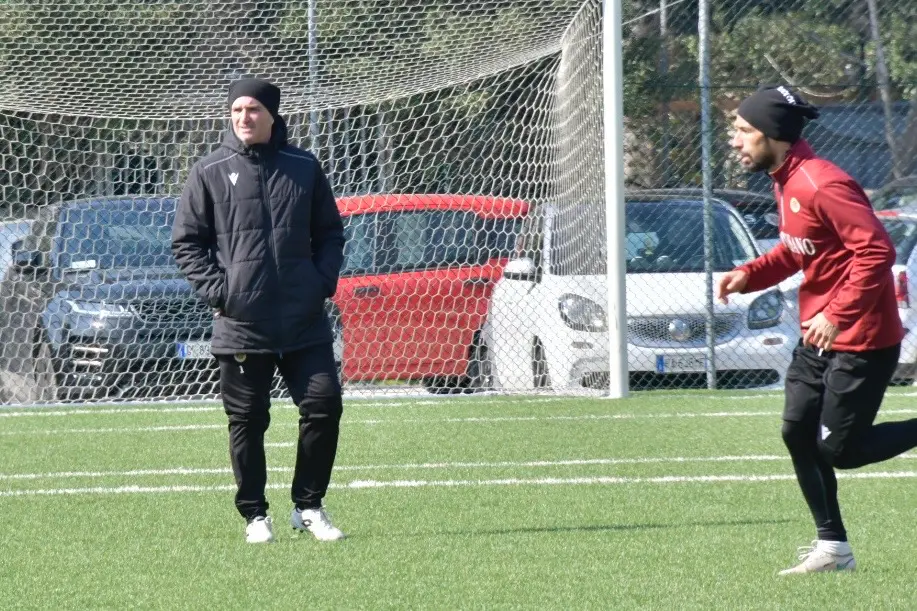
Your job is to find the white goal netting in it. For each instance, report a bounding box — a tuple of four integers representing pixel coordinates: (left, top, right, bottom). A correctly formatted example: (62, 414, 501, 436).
(0, 0, 606, 404)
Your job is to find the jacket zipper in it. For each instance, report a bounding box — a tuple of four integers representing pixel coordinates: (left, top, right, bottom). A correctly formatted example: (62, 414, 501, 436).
(258, 156, 283, 349)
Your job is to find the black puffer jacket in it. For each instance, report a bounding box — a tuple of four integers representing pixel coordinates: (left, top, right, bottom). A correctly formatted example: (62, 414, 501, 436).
(172, 118, 344, 354)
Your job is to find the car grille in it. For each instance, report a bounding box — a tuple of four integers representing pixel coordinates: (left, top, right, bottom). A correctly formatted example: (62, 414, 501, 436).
(628, 314, 741, 348)
(130, 298, 213, 326)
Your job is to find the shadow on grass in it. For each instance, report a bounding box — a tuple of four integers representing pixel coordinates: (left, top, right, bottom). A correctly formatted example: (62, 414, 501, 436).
(357, 517, 797, 539)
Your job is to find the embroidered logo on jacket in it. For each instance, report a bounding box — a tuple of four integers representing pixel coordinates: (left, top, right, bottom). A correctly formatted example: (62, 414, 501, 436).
(228, 172, 239, 186)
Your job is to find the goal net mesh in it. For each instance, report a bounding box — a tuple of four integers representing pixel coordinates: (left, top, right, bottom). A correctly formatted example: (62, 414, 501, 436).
(0, 0, 606, 404)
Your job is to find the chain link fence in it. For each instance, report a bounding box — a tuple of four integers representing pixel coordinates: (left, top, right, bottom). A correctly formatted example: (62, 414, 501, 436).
(0, 0, 914, 404)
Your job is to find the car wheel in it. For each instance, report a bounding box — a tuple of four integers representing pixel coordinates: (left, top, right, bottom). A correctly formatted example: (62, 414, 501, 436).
(424, 375, 462, 394)
(532, 338, 550, 388)
(463, 336, 493, 392)
(0, 340, 59, 404)
(331, 308, 344, 384)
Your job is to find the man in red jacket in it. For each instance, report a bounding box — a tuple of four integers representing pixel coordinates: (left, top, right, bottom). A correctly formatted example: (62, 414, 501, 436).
(719, 85, 917, 575)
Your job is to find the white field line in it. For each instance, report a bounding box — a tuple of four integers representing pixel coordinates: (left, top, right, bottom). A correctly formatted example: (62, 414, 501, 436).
(7, 387, 917, 419)
(2, 470, 915, 497)
(6, 408, 917, 436)
(0, 397, 572, 418)
(5, 389, 916, 419)
(2, 454, 914, 482)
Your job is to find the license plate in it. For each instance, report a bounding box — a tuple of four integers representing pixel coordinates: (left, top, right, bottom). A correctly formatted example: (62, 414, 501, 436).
(656, 354, 707, 373)
(176, 341, 211, 359)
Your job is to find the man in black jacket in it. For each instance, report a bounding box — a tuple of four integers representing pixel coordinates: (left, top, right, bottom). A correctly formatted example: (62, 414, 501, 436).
(172, 78, 346, 544)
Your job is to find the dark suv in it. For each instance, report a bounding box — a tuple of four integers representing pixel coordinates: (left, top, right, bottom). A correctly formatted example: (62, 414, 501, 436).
(0, 196, 218, 404)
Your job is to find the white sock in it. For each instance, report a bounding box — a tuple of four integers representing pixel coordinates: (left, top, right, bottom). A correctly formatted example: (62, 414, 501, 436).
(817, 540, 852, 555)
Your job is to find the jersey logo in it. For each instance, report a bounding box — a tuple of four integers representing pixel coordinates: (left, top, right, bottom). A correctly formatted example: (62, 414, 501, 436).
(229, 172, 239, 186)
(789, 197, 801, 213)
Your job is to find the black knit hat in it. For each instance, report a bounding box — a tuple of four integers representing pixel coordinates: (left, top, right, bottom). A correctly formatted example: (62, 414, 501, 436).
(737, 86, 819, 143)
(228, 78, 281, 118)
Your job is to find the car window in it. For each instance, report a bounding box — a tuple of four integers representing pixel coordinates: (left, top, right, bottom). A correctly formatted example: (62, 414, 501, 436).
(624, 201, 757, 274)
(880, 218, 917, 264)
(0, 221, 33, 281)
(56, 199, 175, 270)
(512, 213, 543, 263)
(872, 187, 917, 211)
(737, 205, 780, 241)
(341, 213, 376, 276)
(378, 210, 481, 272)
(481, 217, 523, 260)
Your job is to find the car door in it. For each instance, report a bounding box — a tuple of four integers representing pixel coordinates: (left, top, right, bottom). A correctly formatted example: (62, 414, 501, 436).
(333, 211, 389, 382)
(368, 209, 490, 379)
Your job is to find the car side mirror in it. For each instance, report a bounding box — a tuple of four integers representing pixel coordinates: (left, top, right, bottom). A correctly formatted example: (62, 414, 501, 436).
(502, 257, 538, 281)
(12, 247, 45, 272)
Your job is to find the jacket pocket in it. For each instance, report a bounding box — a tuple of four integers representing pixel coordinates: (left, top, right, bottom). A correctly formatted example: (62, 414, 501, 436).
(300, 261, 329, 316)
(221, 266, 243, 319)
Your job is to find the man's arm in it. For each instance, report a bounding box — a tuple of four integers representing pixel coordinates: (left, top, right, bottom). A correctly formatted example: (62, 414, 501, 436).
(310, 165, 345, 296)
(171, 165, 226, 308)
(736, 241, 800, 293)
(815, 180, 896, 329)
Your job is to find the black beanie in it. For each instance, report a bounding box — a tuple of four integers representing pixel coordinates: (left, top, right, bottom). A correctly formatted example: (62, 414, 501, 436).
(228, 78, 281, 118)
(737, 86, 820, 143)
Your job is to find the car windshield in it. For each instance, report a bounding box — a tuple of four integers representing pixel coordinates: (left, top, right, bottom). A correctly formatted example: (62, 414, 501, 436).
(341, 210, 522, 276)
(872, 185, 917, 211)
(549, 200, 759, 275)
(880, 217, 917, 264)
(57, 199, 176, 270)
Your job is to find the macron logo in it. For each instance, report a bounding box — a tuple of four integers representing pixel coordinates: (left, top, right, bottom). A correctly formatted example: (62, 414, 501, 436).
(228, 172, 239, 186)
(821, 425, 832, 440)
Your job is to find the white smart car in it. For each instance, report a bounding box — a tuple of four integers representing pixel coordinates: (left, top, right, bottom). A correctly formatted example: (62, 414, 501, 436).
(483, 193, 799, 391)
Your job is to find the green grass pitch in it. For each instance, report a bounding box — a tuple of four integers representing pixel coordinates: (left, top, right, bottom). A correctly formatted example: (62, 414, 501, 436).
(1, 389, 915, 609)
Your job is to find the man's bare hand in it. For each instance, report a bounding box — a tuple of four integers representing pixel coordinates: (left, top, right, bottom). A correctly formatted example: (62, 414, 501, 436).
(801, 312, 839, 352)
(716, 270, 748, 304)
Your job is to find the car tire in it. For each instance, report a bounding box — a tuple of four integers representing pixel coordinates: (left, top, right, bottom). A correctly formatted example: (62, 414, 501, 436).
(0, 339, 59, 405)
(532, 338, 550, 388)
(327, 302, 344, 383)
(463, 335, 493, 393)
(424, 375, 462, 394)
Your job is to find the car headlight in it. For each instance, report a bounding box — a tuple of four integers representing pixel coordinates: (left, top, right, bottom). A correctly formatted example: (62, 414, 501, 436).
(65, 300, 134, 319)
(558, 294, 607, 332)
(748, 290, 783, 329)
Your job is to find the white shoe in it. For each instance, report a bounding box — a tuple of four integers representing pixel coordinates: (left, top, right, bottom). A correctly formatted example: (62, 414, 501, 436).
(778, 540, 856, 575)
(245, 516, 275, 544)
(291, 506, 346, 541)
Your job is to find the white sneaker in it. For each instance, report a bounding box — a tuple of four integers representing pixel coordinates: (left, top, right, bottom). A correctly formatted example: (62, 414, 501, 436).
(291, 506, 346, 541)
(245, 516, 275, 544)
(778, 540, 856, 575)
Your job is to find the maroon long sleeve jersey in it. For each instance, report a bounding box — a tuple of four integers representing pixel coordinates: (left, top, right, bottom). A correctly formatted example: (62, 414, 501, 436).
(737, 139, 903, 352)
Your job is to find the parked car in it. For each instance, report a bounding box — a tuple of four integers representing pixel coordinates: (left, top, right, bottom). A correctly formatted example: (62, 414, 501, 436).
(875, 207, 917, 382)
(332, 194, 529, 392)
(483, 192, 798, 391)
(870, 175, 917, 212)
(0, 219, 35, 281)
(0, 196, 214, 403)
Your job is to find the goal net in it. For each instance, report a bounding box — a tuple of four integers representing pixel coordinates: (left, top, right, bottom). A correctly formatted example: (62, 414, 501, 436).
(0, 0, 609, 404)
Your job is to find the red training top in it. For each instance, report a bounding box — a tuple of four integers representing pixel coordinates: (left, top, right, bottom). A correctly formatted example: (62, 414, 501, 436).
(737, 139, 903, 352)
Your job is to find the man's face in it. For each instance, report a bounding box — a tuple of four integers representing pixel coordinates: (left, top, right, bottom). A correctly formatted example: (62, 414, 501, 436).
(731, 115, 777, 173)
(231, 96, 274, 145)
